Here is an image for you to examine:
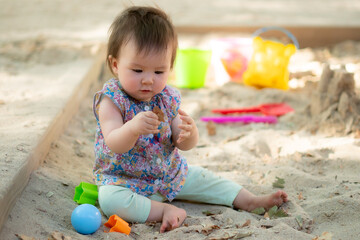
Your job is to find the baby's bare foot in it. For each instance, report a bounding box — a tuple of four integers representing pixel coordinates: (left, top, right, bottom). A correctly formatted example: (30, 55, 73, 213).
(262, 190, 288, 209)
(160, 204, 187, 233)
(234, 188, 288, 212)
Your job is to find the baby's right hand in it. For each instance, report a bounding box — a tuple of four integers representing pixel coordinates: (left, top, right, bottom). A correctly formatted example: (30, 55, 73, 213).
(130, 111, 160, 136)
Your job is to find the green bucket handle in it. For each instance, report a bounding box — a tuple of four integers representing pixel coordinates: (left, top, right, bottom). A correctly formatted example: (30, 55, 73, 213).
(253, 26, 300, 49)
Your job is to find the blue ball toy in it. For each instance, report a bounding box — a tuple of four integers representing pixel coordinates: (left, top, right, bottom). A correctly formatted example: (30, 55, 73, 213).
(71, 204, 101, 235)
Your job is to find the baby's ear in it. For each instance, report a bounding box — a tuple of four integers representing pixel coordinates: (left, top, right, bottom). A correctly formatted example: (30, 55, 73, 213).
(108, 55, 119, 73)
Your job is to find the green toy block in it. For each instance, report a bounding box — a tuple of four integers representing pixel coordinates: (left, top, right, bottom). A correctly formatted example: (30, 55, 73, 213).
(74, 182, 98, 205)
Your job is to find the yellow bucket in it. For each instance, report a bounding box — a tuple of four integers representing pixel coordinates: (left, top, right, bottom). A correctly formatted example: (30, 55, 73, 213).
(243, 27, 298, 90)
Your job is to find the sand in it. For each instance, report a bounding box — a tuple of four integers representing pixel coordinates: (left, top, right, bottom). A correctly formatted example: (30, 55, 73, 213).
(1, 1, 360, 240)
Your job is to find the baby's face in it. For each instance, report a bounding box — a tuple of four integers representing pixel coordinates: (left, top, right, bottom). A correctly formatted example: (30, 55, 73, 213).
(112, 38, 172, 102)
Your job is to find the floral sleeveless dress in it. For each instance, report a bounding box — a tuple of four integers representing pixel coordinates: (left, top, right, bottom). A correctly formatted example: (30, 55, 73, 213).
(93, 78, 188, 201)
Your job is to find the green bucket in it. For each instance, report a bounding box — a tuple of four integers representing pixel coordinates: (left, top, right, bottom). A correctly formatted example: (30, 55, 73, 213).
(175, 48, 212, 89)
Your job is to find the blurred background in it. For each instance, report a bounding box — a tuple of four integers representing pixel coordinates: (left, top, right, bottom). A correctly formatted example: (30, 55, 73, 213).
(1, 0, 360, 45)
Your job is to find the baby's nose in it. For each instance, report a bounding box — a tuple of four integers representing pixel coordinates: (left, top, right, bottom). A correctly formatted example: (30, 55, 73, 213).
(142, 74, 154, 84)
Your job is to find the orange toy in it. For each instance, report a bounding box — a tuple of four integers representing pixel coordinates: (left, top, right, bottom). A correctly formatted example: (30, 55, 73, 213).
(104, 214, 131, 235)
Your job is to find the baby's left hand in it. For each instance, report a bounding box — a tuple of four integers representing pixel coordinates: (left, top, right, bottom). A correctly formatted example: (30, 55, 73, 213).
(177, 109, 196, 144)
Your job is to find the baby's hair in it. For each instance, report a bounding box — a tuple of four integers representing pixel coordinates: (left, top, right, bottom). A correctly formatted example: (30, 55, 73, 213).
(107, 6, 178, 75)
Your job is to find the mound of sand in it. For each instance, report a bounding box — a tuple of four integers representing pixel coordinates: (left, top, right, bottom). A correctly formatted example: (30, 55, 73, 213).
(309, 63, 360, 135)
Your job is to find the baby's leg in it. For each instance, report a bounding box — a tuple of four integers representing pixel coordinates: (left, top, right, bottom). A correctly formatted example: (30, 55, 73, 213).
(175, 166, 243, 207)
(98, 185, 151, 222)
(233, 188, 288, 212)
(175, 166, 287, 213)
(99, 185, 186, 233)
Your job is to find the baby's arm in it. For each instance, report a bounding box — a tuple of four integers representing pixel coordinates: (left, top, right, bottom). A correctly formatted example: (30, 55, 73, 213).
(171, 109, 199, 151)
(99, 96, 160, 153)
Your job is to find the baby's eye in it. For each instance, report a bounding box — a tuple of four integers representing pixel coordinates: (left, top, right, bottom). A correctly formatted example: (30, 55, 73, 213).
(155, 71, 164, 74)
(132, 69, 142, 73)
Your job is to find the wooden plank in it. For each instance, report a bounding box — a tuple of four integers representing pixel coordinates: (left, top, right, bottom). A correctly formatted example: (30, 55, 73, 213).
(0, 45, 106, 232)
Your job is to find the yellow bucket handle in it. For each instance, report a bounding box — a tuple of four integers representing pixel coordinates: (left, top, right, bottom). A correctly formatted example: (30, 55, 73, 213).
(253, 26, 299, 49)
